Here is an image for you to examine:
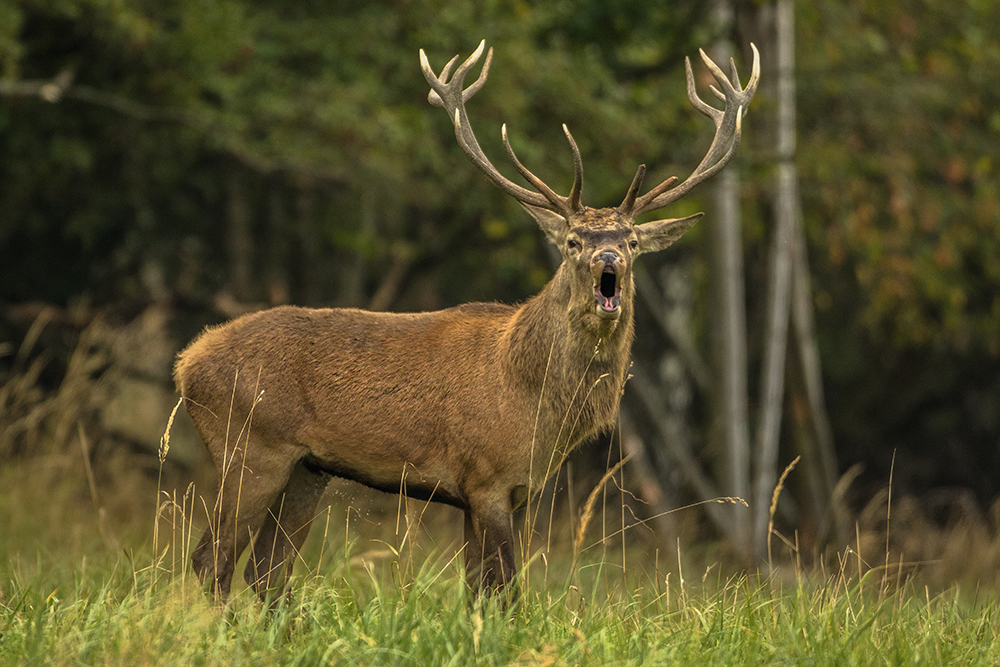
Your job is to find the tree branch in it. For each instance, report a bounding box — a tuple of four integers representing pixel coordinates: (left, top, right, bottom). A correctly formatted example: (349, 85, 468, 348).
(0, 71, 347, 184)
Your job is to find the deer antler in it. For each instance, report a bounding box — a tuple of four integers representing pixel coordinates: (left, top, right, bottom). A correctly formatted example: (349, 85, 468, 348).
(420, 41, 584, 218)
(621, 44, 761, 217)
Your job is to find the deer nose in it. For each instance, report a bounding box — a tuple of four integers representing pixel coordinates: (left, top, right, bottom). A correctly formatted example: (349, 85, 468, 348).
(597, 251, 620, 268)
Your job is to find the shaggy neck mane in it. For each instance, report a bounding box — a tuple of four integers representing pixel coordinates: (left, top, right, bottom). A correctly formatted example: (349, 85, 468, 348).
(501, 262, 636, 452)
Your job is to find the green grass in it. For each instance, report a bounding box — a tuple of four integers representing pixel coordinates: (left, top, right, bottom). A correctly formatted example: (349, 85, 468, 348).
(6, 310, 1000, 664)
(3, 460, 1000, 666)
(3, 550, 1000, 665)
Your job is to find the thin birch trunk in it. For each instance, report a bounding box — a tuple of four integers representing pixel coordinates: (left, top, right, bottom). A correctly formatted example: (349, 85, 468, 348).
(751, 0, 796, 562)
(709, 0, 752, 552)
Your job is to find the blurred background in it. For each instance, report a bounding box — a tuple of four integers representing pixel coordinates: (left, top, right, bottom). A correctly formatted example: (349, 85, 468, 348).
(1, 0, 999, 584)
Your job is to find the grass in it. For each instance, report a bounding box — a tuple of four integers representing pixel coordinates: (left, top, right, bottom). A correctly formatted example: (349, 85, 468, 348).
(3, 325, 1000, 666)
(3, 539, 1000, 665)
(3, 452, 1000, 667)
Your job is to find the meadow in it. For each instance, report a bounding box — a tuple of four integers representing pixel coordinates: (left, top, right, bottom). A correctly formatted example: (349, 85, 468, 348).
(0, 323, 998, 666)
(2, 436, 1000, 667)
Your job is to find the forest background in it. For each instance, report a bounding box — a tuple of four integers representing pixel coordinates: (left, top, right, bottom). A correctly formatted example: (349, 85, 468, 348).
(1, 0, 999, 587)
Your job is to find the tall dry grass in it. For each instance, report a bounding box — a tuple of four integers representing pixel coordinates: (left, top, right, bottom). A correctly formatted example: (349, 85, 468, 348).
(0, 311, 116, 461)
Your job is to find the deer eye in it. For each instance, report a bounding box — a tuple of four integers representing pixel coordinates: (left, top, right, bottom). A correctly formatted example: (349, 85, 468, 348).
(629, 239, 639, 250)
(567, 239, 580, 250)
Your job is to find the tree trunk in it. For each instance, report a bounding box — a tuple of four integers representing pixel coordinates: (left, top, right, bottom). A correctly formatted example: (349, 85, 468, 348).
(630, 370, 731, 535)
(266, 182, 290, 305)
(635, 266, 712, 396)
(708, 0, 752, 554)
(226, 169, 253, 301)
(789, 169, 842, 549)
(751, 0, 797, 563)
(344, 186, 377, 308)
(619, 408, 678, 545)
(294, 181, 320, 305)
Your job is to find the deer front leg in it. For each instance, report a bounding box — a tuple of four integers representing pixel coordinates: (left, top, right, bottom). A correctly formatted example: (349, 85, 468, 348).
(464, 494, 516, 595)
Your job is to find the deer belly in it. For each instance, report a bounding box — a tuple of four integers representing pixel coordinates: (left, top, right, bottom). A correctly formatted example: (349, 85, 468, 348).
(300, 429, 464, 508)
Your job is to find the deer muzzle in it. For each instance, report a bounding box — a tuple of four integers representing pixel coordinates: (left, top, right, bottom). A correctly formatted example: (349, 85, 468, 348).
(593, 252, 623, 319)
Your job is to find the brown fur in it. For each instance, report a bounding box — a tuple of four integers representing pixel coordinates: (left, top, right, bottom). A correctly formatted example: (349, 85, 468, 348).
(175, 207, 700, 601)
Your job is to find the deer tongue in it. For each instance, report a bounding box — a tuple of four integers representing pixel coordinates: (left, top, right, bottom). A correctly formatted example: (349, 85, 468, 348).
(596, 267, 621, 312)
(598, 294, 620, 312)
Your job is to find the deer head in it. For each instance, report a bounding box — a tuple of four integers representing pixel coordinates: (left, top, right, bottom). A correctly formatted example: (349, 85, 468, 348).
(420, 41, 760, 326)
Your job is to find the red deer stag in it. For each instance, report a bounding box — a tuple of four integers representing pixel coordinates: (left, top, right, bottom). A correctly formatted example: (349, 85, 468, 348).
(175, 40, 759, 601)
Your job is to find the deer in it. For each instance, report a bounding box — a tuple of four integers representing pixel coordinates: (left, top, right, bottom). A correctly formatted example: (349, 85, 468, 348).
(174, 40, 759, 603)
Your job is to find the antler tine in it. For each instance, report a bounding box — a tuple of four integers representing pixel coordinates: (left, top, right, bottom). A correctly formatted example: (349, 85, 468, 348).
(563, 125, 584, 213)
(747, 42, 761, 98)
(699, 48, 737, 104)
(420, 41, 567, 213)
(684, 56, 715, 118)
(422, 54, 458, 108)
(631, 43, 759, 216)
(459, 42, 492, 102)
(500, 123, 585, 216)
(618, 164, 646, 215)
(502, 124, 568, 213)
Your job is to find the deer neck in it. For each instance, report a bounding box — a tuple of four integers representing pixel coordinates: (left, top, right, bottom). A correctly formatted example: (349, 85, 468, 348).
(511, 262, 635, 372)
(504, 263, 635, 472)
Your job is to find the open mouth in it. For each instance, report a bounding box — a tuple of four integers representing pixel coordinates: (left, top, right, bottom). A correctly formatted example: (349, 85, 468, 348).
(595, 265, 621, 316)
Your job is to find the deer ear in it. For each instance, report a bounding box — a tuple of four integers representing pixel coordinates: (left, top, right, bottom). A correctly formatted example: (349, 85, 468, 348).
(520, 203, 569, 245)
(634, 212, 703, 254)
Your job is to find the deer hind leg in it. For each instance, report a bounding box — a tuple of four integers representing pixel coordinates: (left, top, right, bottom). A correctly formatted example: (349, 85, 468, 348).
(191, 438, 298, 600)
(464, 495, 516, 596)
(244, 460, 329, 603)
